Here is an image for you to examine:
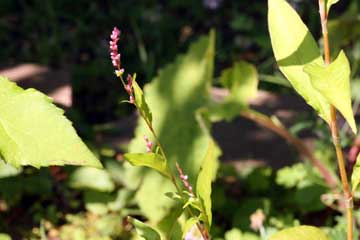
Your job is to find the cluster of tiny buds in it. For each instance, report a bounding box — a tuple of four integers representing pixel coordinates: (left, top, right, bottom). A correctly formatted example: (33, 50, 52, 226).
(109, 27, 121, 69)
(143, 135, 153, 153)
(176, 162, 194, 197)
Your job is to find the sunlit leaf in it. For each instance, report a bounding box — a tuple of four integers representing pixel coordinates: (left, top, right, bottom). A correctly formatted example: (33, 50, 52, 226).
(269, 226, 329, 240)
(196, 140, 217, 230)
(124, 153, 171, 179)
(128, 217, 161, 240)
(0, 76, 101, 168)
(268, 0, 331, 123)
(304, 50, 356, 133)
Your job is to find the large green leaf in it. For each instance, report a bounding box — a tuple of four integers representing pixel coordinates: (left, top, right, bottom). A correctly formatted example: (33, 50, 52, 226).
(0, 77, 101, 168)
(196, 140, 217, 230)
(269, 226, 329, 240)
(126, 31, 217, 222)
(304, 51, 356, 133)
(268, 0, 331, 123)
(124, 153, 171, 179)
(128, 217, 161, 240)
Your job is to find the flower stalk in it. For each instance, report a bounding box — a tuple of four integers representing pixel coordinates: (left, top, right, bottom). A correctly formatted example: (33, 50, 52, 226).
(109, 27, 209, 240)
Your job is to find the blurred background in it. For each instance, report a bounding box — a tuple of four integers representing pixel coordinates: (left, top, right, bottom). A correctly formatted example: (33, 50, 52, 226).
(0, 0, 359, 239)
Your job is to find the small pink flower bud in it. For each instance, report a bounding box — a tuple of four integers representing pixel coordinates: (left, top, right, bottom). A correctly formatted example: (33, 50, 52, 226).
(129, 95, 135, 104)
(115, 69, 124, 77)
(144, 135, 153, 153)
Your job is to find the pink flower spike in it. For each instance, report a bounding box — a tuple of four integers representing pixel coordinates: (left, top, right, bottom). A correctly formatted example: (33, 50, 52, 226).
(109, 27, 121, 68)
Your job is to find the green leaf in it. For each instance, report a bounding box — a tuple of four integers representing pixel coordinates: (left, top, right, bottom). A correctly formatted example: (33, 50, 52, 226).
(210, 61, 258, 121)
(304, 51, 357, 133)
(128, 217, 161, 240)
(132, 75, 152, 124)
(276, 163, 307, 188)
(126, 31, 218, 222)
(269, 226, 329, 240)
(220, 61, 258, 106)
(0, 77, 101, 168)
(124, 153, 171, 179)
(351, 154, 360, 192)
(268, 0, 331, 123)
(68, 167, 115, 192)
(157, 204, 183, 240)
(326, 0, 340, 14)
(196, 140, 217, 230)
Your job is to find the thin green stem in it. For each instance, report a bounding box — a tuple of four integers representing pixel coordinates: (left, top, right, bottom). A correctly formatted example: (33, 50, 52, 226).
(318, 1, 353, 239)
